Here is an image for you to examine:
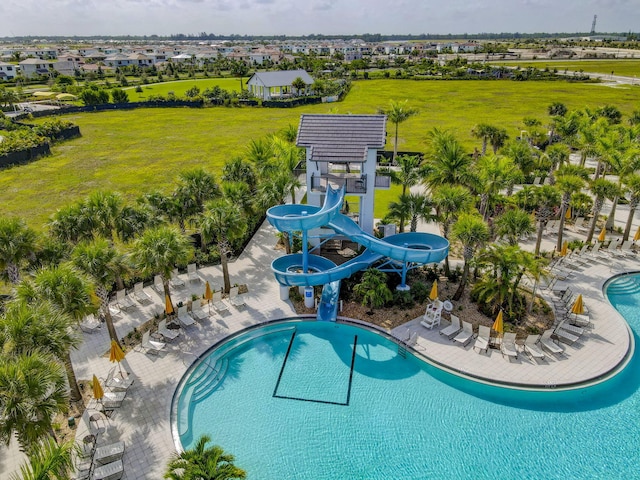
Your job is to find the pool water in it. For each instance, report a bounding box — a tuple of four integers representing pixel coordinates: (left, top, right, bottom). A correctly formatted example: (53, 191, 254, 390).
(176, 275, 640, 479)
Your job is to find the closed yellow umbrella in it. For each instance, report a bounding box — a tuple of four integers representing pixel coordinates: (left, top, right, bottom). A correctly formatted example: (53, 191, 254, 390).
(560, 241, 568, 256)
(492, 310, 503, 335)
(598, 227, 606, 243)
(205, 281, 213, 302)
(571, 294, 584, 315)
(109, 339, 125, 376)
(165, 294, 174, 315)
(92, 374, 104, 402)
(565, 206, 572, 219)
(429, 279, 438, 301)
(634, 226, 640, 242)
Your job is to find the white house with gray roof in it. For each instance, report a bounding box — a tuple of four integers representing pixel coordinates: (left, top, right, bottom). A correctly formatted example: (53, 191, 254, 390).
(297, 114, 389, 234)
(246, 69, 314, 100)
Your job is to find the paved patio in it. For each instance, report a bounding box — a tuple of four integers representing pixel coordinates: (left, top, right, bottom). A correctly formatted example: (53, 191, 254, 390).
(2, 196, 639, 478)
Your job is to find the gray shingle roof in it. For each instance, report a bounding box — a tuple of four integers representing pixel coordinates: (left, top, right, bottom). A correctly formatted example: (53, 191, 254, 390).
(246, 69, 314, 88)
(297, 114, 387, 163)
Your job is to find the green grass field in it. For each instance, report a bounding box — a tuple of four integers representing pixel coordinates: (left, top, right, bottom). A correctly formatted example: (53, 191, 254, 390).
(496, 59, 640, 77)
(123, 77, 242, 100)
(2, 79, 640, 229)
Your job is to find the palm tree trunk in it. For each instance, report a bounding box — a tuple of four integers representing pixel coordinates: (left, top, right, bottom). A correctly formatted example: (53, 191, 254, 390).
(219, 241, 231, 294)
(586, 198, 603, 243)
(534, 221, 546, 256)
(556, 198, 569, 252)
(623, 198, 638, 242)
(452, 261, 470, 301)
(481, 139, 487, 156)
(605, 195, 619, 231)
(64, 352, 82, 403)
(393, 123, 399, 160)
(97, 285, 121, 348)
(6, 262, 20, 284)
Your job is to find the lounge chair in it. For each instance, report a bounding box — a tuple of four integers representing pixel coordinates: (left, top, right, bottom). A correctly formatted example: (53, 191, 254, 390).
(115, 289, 135, 311)
(211, 291, 229, 314)
(557, 320, 584, 337)
(133, 282, 152, 304)
(523, 334, 545, 361)
(440, 315, 462, 339)
(501, 332, 518, 359)
(141, 330, 165, 355)
(153, 275, 164, 293)
(177, 305, 196, 328)
(94, 441, 125, 466)
(540, 329, 564, 356)
(191, 302, 209, 322)
(104, 367, 133, 392)
(613, 240, 635, 258)
(101, 391, 126, 409)
(571, 217, 585, 231)
(229, 286, 247, 308)
(170, 268, 185, 288)
(603, 238, 620, 256)
(453, 321, 474, 347)
(91, 459, 123, 480)
(473, 325, 490, 354)
(157, 318, 180, 341)
(553, 326, 579, 345)
(187, 263, 200, 283)
(80, 314, 101, 333)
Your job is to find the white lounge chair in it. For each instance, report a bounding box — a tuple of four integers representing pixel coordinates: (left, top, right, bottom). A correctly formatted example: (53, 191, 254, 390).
(104, 367, 133, 392)
(501, 332, 518, 359)
(157, 318, 180, 341)
(93, 441, 125, 466)
(571, 216, 585, 231)
(91, 458, 124, 480)
(191, 302, 209, 322)
(553, 326, 579, 345)
(557, 320, 584, 337)
(229, 286, 247, 308)
(602, 238, 620, 256)
(211, 291, 229, 313)
(440, 315, 461, 339)
(540, 329, 564, 356)
(613, 240, 635, 258)
(177, 305, 196, 328)
(133, 282, 152, 304)
(101, 390, 126, 409)
(187, 263, 200, 283)
(80, 314, 101, 333)
(153, 275, 164, 293)
(115, 289, 135, 311)
(473, 325, 490, 354)
(453, 321, 474, 347)
(141, 330, 165, 355)
(170, 268, 185, 288)
(523, 334, 545, 361)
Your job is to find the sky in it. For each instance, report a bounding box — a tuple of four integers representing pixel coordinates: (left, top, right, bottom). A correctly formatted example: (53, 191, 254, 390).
(1, 0, 638, 38)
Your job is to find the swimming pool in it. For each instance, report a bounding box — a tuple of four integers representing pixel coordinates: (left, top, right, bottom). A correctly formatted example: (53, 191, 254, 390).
(173, 275, 640, 479)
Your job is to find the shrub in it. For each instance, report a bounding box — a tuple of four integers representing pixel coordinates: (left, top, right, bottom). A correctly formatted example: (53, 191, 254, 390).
(392, 290, 414, 308)
(411, 281, 430, 303)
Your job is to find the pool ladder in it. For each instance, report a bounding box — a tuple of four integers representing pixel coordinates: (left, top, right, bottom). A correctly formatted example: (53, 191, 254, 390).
(398, 344, 407, 358)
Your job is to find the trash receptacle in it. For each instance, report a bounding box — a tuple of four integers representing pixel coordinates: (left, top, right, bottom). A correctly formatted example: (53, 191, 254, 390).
(280, 285, 290, 301)
(304, 286, 314, 308)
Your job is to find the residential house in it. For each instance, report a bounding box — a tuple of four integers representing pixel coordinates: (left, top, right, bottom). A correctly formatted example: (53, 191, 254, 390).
(19, 58, 55, 78)
(246, 69, 314, 101)
(0, 62, 19, 80)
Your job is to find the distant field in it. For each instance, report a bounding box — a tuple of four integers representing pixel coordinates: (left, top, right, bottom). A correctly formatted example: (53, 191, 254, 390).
(2, 78, 640, 229)
(496, 59, 640, 77)
(123, 77, 242, 99)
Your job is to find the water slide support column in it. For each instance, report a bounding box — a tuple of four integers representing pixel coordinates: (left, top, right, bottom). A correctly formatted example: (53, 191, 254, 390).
(302, 211, 308, 273)
(397, 243, 410, 291)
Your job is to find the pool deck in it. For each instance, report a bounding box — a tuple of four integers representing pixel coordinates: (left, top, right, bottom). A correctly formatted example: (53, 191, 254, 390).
(1, 218, 637, 478)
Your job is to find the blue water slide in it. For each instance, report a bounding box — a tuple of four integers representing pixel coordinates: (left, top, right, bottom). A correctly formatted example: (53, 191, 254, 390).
(266, 186, 343, 232)
(317, 280, 341, 322)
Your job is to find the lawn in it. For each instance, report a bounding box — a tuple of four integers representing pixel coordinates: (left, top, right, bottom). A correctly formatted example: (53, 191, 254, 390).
(495, 59, 640, 77)
(123, 77, 242, 100)
(2, 79, 640, 229)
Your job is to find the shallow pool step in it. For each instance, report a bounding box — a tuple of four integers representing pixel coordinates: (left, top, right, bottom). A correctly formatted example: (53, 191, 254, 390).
(192, 358, 229, 403)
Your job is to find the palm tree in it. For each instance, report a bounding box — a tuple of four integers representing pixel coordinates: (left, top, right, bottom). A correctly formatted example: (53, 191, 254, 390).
(406, 193, 436, 232)
(494, 208, 535, 246)
(165, 435, 246, 480)
(544, 143, 571, 184)
(387, 195, 412, 233)
(221, 157, 258, 192)
(623, 174, 640, 242)
(488, 127, 509, 154)
(422, 130, 476, 190)
(353, 269, 392, 314)
(15, 265, 94, 403)
(11, 437, 76, 480)
(470, 123, 494, 156)
(271, 136, 304, 204)
(388, 154, 422, 196)
(554, 173, 586, 252)
(585, 179, 621, 243)
(176, 168, 221, 215)
(378, 100, 418, 160)
(451, 214, 489, 301)
(0, 216, 37, 284)
(131, 226, 193, 309)
(71, 239, 124, 347)
(501, 139, 537, 178)
(532, 185, 561, 256)
(84, 190, 123, 241)
(0, 352, 68, 453)
(475, 155, 520, 220)
(200, 200, 247, 294)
